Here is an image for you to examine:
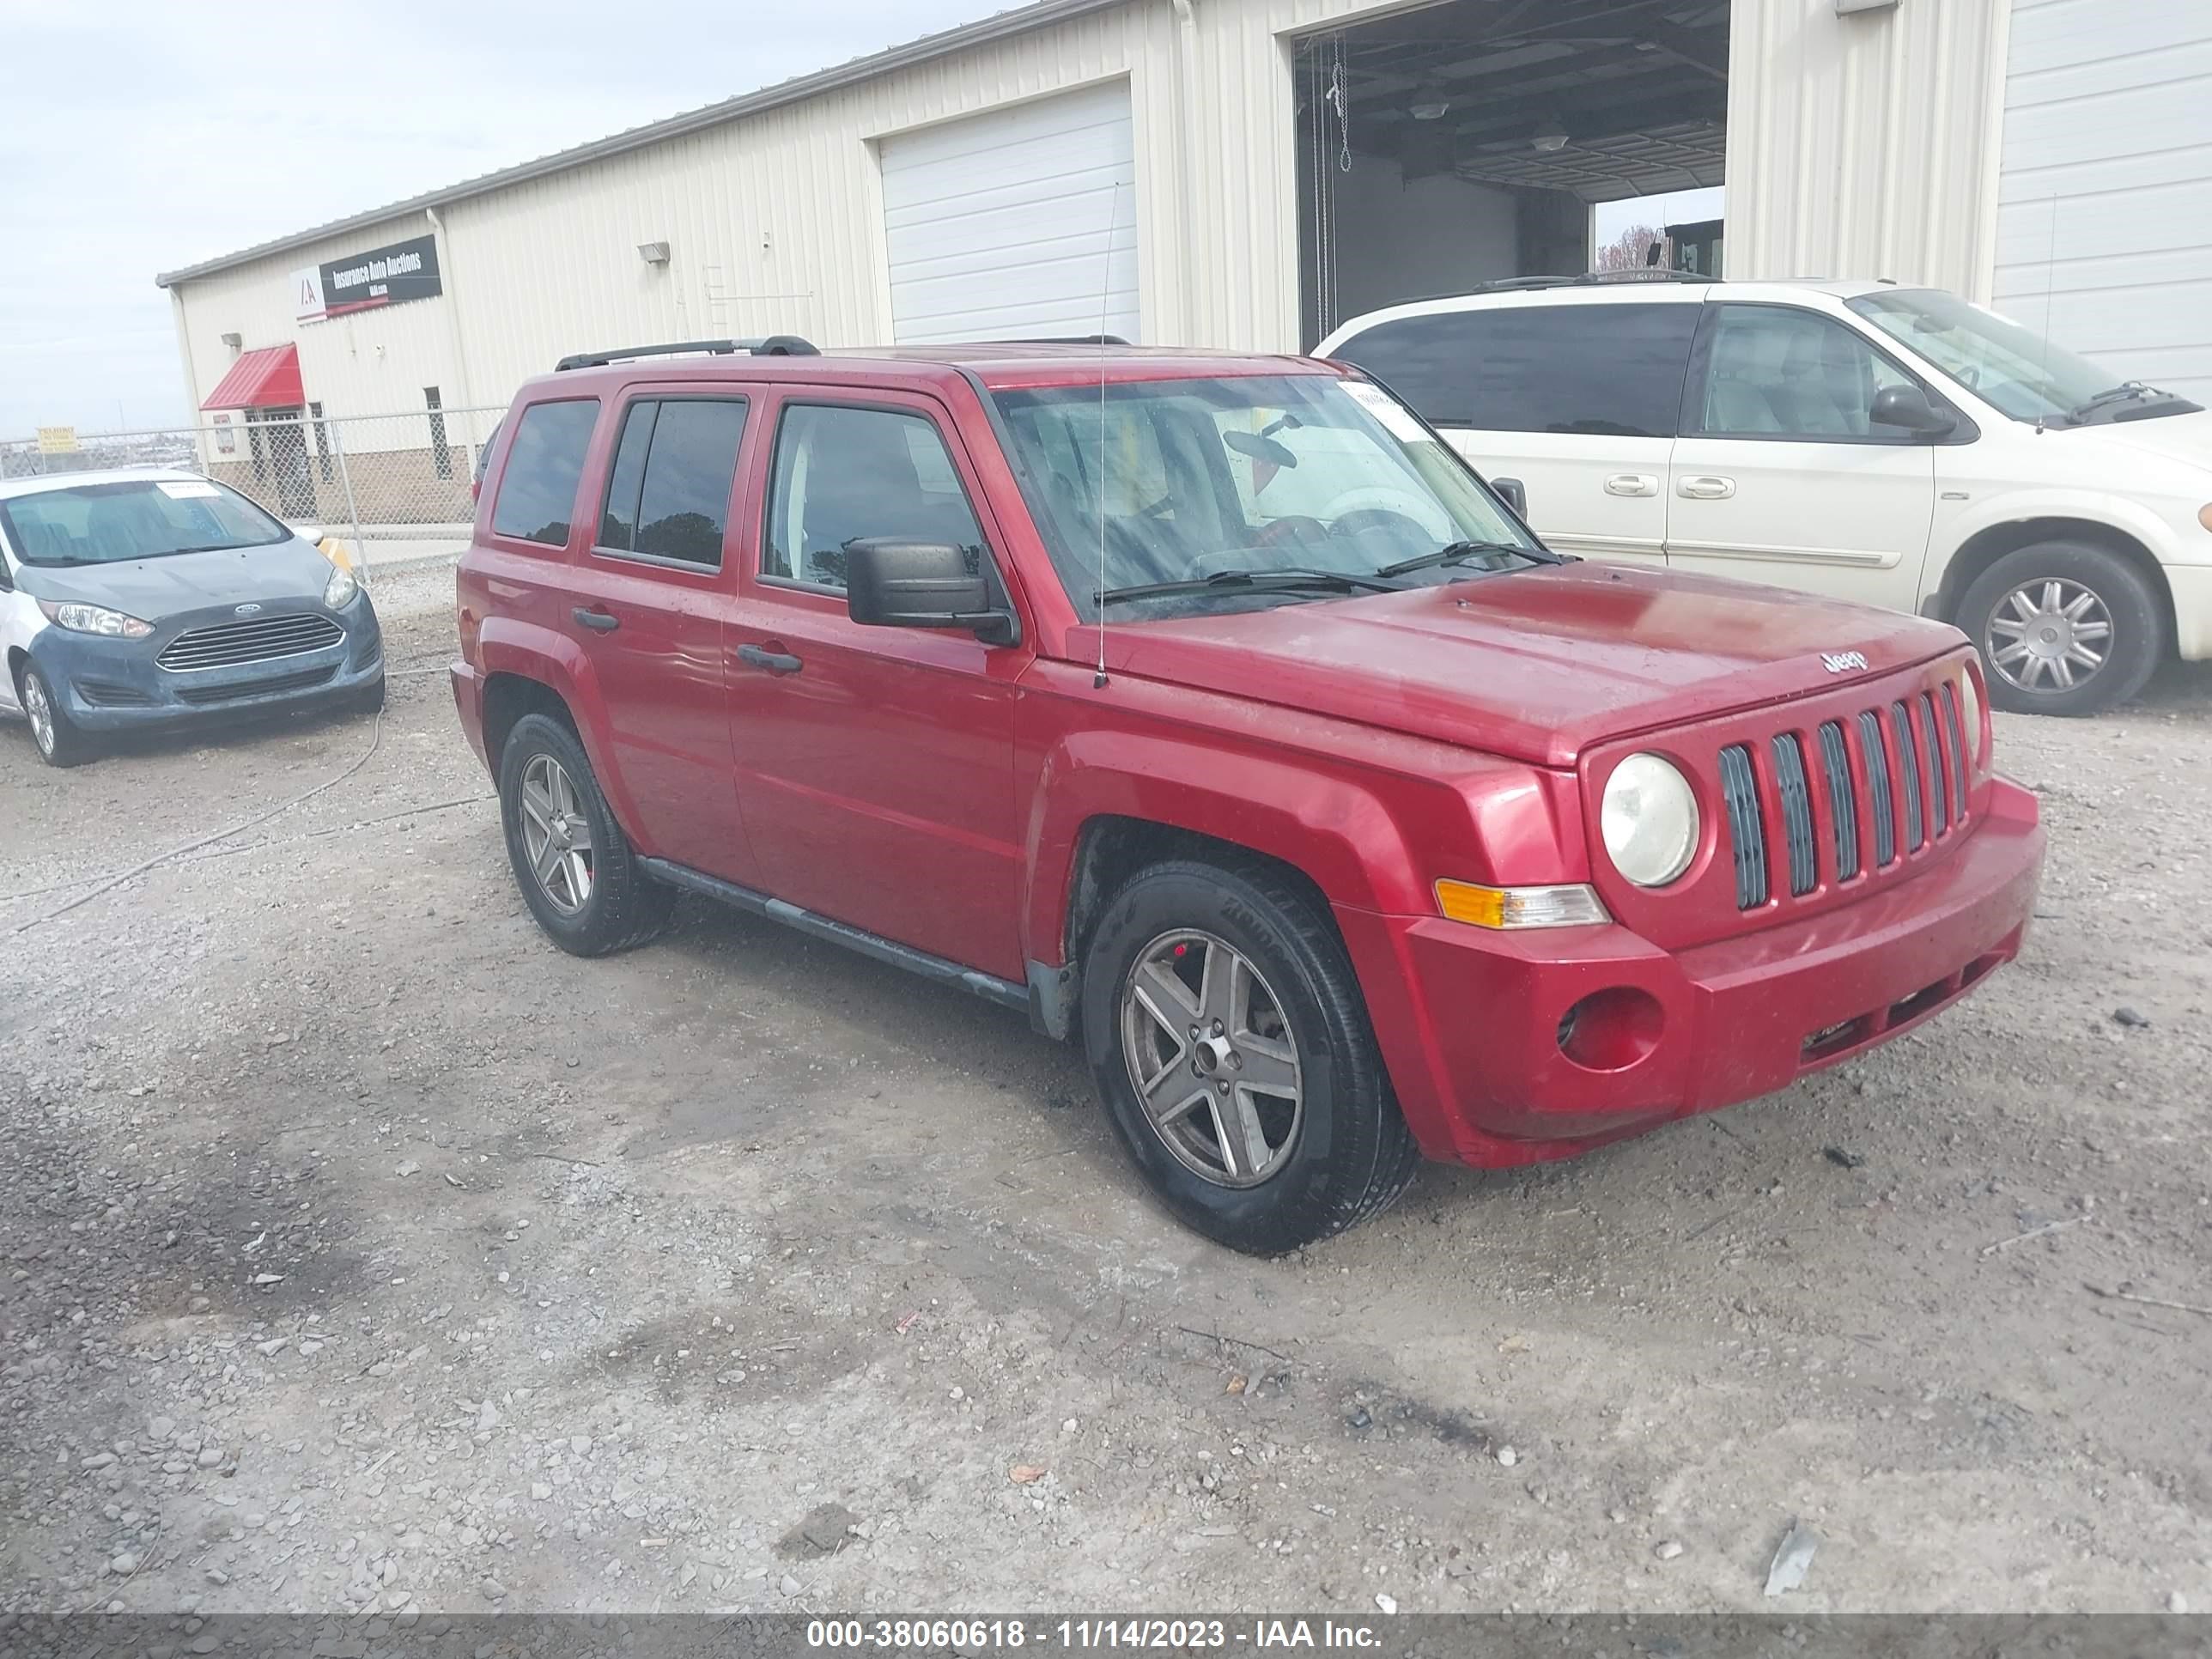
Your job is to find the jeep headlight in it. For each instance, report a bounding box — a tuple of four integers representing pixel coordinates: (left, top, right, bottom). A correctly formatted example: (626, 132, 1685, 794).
(1601, 752, 1698, 888)
(323, 563, 359, 610)
(1959, 670, 1984, 769)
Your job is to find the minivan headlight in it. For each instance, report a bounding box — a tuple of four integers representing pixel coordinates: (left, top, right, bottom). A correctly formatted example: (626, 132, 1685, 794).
(1601, 753, 1699, 887)
(37, 599, 154, 639)
(323, 564, 360, 610)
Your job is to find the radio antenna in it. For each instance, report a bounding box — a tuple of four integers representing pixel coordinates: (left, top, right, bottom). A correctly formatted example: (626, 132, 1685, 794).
(1094, 180, 1122, 690)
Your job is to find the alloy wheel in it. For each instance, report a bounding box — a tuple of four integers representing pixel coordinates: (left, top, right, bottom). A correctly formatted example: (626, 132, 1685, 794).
(518, 754, 595, 915)
(22, 674, 54, 758)
(1119, 929, 1304, 1188)
(1986, 578, 2112, 694)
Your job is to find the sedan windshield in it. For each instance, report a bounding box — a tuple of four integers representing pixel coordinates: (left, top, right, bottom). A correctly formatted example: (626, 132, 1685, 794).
(1846, 288, 2197, 425)
(991, 374, 1545, 619)
(0, 478, 292, 567)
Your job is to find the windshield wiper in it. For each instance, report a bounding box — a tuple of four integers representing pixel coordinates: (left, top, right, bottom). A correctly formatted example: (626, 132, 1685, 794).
(1099, 567, 1401, 605)
(1375, 539, 1550, 579)
(2063, 382, 2156, 422)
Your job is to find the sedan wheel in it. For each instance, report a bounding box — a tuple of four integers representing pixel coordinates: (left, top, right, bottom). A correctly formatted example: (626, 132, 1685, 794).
(517, 753, 595, 915)
(1120, 928, 1305, 1188)
(23, 672, 56, 758)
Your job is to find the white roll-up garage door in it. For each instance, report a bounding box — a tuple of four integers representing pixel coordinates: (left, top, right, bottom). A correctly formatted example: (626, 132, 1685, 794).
(880, 82, 1139, 346)
(1994, 0, 2212, 403)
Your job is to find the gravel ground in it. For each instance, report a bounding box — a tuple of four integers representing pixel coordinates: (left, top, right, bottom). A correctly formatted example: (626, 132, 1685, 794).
(2, 578, 2209, 1620)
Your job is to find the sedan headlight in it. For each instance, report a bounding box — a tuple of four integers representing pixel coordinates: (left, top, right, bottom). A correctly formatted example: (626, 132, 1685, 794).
(37, 599, 153, 639)
(322, 564, 360, 610)
(1601, 752, 1699, 887)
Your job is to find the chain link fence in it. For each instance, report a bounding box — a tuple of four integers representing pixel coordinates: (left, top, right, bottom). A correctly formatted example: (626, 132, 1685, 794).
(2, 404, 506, 578)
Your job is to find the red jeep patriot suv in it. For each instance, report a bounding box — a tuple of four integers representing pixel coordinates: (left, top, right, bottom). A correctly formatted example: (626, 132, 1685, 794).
(453, 336, 2044, 1254)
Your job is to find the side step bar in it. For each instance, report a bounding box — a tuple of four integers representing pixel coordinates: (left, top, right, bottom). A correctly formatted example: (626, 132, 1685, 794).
(638, 858, 1030, 1016)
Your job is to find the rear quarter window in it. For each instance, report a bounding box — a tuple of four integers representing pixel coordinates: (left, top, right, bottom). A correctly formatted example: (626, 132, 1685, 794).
(491, 399, 601, 546)
(1334, 302, 1698, 440)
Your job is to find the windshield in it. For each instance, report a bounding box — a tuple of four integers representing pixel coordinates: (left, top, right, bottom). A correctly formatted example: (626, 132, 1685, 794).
(1846, 289, 2166, 424)
(0, 477, 292, 567)
(991, 374, 1542, 619)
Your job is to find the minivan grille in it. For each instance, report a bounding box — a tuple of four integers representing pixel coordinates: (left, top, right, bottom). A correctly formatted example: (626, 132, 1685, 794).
(1720, 678, 1972, 911)
(158, 612, 343, 672)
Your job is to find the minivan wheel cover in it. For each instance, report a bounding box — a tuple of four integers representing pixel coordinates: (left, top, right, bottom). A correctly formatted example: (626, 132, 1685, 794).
(1986, 578, 2112, 694)
(1120, 929, 1304, 1188)
(22, 673, 54, 757)
(519, 754, 595, 915)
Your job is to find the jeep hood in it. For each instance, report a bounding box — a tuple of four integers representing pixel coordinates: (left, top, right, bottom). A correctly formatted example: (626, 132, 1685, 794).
(14, 537, 337, 617)
(1082, 562, 1965, 768)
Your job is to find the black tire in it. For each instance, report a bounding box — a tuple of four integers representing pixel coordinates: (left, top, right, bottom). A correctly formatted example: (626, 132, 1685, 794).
(497, 712, 672, 956)
(1959, 541, 2163, 716)
(1080, 858, 1420, 1255)
(17, 662, 94, 768)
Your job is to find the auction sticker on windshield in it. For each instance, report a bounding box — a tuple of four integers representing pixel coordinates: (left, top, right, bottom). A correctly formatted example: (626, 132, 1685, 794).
(1344, 381, 1429, 443)
(156, 480, 221, 499)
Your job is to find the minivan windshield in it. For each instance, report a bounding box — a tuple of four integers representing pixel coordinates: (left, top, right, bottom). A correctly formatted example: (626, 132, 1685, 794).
(991, 374, 1546, 620)
(0, 477, 292, 567)
(1846, 288, 2199, 426)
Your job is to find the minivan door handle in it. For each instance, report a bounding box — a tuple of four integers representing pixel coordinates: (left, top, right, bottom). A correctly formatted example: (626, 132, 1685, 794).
(1677, 475, 1736, 500)
(1603, 472, 1659, 497)
(572, 606, 620, 633)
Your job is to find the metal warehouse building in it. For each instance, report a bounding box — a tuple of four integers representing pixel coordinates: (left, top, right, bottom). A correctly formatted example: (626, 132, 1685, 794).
(156, 0, 2211, 521)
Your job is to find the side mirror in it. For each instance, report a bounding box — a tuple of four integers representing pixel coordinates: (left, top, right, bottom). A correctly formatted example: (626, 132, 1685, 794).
(845, 538, 1015, 644)
(1870, 385, 1956, 436)
(1489, 477, 1528, 517)
(295, 525, 325, 547)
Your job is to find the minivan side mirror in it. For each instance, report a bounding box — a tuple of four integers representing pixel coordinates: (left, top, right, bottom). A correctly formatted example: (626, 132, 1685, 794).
(1870, 385, 1957, 437)
(1489, 477, 1529, 517)
(845, 538, 1016, 645)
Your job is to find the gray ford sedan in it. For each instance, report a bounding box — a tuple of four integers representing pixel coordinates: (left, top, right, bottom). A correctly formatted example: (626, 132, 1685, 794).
(0, 469, 383, 767)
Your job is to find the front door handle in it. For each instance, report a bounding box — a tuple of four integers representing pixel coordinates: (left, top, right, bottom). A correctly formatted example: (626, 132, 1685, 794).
(1678, 475, 1736, 500)
(736, 642, 804, 676)
(573, 606, 619, 633)
(1604, 472, 1659, 497)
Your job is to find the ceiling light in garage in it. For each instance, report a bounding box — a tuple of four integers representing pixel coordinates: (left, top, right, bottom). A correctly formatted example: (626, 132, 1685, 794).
(1410, 97, 1449, 121)
(1530, 120, 1570, 153)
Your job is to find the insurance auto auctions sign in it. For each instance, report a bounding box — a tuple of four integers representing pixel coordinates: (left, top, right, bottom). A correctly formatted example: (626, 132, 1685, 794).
(291, 233, 442, 324)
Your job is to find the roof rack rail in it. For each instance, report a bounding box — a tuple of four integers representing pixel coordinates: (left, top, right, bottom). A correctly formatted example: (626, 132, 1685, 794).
(554, 335, 819, 371)
(1468, 270, 1708, 295)
(1007, 334, 1131, 345)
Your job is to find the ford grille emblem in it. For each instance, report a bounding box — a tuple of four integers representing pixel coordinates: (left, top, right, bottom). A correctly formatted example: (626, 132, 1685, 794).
(234, 603, 263, 617)
(1822, 650, 1869, 674)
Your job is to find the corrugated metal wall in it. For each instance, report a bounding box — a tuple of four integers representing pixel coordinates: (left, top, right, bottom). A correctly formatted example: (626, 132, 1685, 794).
(1724, 0, 2012, 299)
(173, 0, 2038, 432)
(1994, 0, 2212, 403)
(167, 0, 1455, 432)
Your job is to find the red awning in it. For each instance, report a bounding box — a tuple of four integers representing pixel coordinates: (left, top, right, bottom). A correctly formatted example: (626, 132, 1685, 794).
(201, 344, 304, 410)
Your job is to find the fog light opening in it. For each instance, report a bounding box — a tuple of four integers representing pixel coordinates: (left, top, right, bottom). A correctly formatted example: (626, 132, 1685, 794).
(1555, 987, 1665, 1073)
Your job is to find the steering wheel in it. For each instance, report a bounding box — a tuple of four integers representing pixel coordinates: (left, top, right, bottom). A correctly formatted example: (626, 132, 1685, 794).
(1328, 507, 1431, 544)
(1253, 515, 1334, 550)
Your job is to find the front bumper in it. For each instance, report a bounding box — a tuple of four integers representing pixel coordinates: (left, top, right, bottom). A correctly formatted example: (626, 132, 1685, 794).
(32, 600, 383, 732)
(2167, 562, 2212, 661)
(1337, 777, 2045, 1167)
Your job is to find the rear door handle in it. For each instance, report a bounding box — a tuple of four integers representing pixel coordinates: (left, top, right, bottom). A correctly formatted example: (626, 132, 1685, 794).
(736, 643, 804, 676)
(1678, 475, 1736, 500)
(1604, 472, 1659, 497)
(572, 606, 619, 633)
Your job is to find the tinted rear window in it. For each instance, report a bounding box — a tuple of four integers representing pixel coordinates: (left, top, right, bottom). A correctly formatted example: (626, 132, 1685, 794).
(492, 399, 600, 546)
(1334, 302, 1698, 439)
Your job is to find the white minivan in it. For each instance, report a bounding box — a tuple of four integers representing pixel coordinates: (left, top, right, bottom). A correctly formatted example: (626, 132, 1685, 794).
(1318, 278, 2212, 715)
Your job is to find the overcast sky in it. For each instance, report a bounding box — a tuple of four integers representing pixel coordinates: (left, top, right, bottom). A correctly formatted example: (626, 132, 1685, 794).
(0, 0, 1005, 435)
